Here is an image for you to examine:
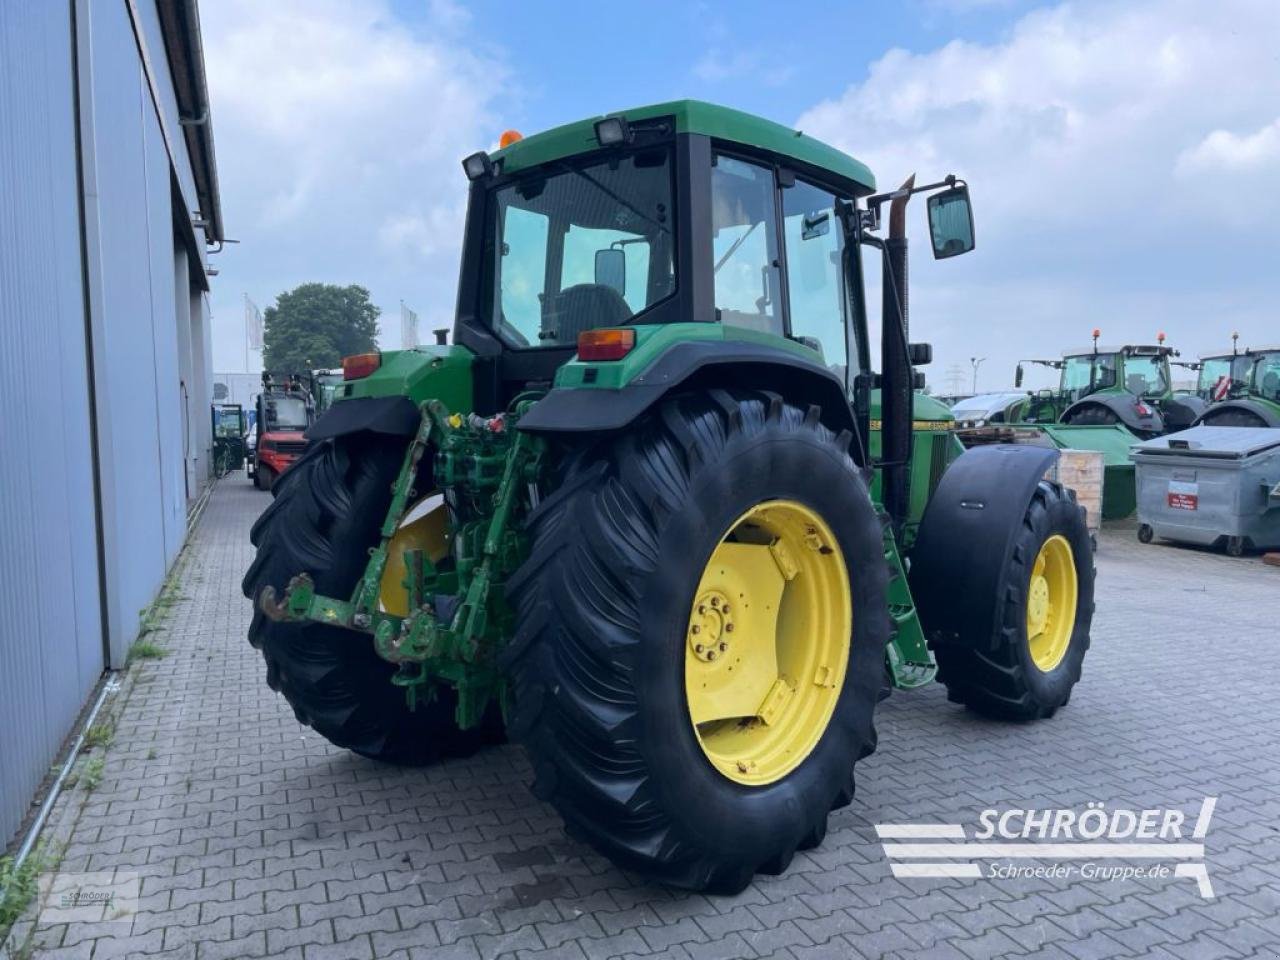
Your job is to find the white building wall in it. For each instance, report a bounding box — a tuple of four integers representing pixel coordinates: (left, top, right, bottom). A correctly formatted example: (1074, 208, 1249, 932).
(0, 0, 222, 842)
(0, 0, 105, 845)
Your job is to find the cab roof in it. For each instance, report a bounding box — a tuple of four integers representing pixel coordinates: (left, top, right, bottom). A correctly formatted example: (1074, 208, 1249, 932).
(491, 99, 876, 194)
(1063, 345, 1174, 358)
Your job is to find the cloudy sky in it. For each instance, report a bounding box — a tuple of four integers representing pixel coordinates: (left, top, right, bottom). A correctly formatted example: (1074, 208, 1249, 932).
(201, 0, 1280, 393)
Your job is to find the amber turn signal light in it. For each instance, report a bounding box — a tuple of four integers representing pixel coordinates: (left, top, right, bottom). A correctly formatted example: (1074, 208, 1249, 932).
(342, 352, 381, 380)
(577, 328, 635, 362)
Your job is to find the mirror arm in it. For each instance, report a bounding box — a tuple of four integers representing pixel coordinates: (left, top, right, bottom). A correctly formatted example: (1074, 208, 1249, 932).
(865, 174, 965, 227)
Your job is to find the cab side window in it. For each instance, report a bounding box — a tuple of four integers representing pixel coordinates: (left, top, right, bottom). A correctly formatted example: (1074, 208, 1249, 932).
(711, 155, 782, 336)
(782, 180, 849, 376)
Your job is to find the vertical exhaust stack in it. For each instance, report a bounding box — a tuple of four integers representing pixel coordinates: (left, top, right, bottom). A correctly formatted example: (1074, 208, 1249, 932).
(882, 175, 915, 535)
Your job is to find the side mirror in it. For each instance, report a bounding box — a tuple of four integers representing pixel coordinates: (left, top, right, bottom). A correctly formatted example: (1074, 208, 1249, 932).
(1015, 364, 1024, 389)
(926, 185, 975, 260)
(594, 248, 626, 296)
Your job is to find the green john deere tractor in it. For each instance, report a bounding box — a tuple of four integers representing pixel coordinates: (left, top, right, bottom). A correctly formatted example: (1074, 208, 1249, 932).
(242, 101, 1095, 892)
(1014, 333, 1205, 438)
(1195, 344, 1280, 428)
(312, 369, 345, 413)
(211, 403, 248, 475)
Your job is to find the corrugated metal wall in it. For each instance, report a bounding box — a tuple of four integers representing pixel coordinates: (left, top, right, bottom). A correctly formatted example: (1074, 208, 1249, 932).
(0, 1, 106, 843)
(0, 0, 218, 843)
(82, 0, 189, 662)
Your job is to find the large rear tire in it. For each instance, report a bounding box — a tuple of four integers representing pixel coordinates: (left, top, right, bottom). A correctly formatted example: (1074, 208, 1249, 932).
(241, 434, 503, 764)
(931, 482, 1094, 720)
(504, 391, 888, 892)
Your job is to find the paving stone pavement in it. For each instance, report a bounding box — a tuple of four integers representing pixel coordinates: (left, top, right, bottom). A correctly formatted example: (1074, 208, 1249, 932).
(10, 480, 1280, 959)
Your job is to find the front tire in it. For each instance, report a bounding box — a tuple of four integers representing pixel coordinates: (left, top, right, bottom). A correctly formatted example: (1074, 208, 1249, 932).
(505, 391, 888, 892)
(241, 434, 503, 764)
(254, 464, 274, 491)
(931, 482, 1095, 720)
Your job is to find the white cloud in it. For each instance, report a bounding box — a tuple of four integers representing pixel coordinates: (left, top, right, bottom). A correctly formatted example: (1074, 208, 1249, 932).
(201, 0, 510, 369)
(797, 0, 1280, 389)
(1177, 118, 1280, 175)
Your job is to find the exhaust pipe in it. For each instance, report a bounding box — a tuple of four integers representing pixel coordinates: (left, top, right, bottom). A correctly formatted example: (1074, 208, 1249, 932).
(882, 175, 914, 535)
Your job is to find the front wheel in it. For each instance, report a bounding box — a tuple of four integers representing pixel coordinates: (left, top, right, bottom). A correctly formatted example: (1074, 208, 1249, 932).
(505, 391, 888, 892)
(931, 482, 1095, 720)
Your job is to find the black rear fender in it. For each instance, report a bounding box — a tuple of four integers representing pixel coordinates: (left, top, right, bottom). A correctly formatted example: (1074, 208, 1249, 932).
(517, 340, 863, 465)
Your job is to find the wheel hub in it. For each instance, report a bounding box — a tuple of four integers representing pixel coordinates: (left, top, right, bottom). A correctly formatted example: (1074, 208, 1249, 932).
(1025, 534, 1078, 673)
(1026, 575, 1050, 636)
(688, 590, 733, 662)
(684, 501, 851, 786)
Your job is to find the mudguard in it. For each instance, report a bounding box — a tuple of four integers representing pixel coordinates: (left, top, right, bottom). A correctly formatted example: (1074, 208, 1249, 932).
(1194, 398, 1280, 428)
(908, 444, 1059, 647)
(306, 395, 421, 441)
(1061, 393, 1163, 435)
(518, 339, 860, 453)
(1163, 394, 1206, 430)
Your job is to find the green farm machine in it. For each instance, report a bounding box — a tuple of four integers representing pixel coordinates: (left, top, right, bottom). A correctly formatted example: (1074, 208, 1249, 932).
(1013, 332, 1205, 438)
(1193, 340, 1280, 428)
(211, 404, 248, 475)
(956, 332, 1206, 520)
(243, 102, 1094, 891)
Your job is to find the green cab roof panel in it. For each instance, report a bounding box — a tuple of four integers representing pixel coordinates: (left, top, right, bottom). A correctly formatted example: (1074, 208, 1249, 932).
(493, 99, 876, 193)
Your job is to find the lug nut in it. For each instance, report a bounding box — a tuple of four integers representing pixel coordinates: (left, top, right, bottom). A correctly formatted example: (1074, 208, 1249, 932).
(698, 604, 706, 614)
(719, 642, 727, 652)
(725, 623, 734, 633)
(722, 604, 730, 614)
(695, 644, 704, 654)
(710, 596, 720, 608)
(736, 761, 749, 773)
(691, 625, 700, 635)
(707, 650, 717, 660)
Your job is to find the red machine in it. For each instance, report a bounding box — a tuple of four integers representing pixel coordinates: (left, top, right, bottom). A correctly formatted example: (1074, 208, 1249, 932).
(248, 372, 314, 491)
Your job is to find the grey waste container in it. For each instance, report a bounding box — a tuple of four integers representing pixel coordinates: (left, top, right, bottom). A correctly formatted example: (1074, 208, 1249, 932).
(1131, 426, 1280, 556)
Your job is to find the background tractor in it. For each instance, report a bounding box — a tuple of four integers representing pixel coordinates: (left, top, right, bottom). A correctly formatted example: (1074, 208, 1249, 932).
(211, 403, 248, 475)
(248, 372, 315, 491)
(312, 368, 344, 413)
(242, 102, 1095, 892)
(1195, 345, 1280, 428)
(1013, 333, 1205, 438)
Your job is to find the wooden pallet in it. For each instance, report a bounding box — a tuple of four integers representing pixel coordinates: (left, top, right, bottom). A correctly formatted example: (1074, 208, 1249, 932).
(1264, 553, 1280, 568)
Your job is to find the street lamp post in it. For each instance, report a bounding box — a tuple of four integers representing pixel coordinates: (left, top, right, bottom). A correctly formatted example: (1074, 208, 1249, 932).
(970, 356, 986, 394)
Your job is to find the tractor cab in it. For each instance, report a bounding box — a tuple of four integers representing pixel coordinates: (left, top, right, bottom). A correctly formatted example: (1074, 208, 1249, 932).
(1197, 345, 1280, 427)
(211, 404, 248, 474)
(312, 369, 344, 413)
(1014, 333, 1198, 436)
(249, 372, 314, 490)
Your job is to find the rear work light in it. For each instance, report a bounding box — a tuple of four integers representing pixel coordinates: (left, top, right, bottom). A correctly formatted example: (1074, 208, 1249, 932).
(577, 328, 635, 362)
(342, 352, 381, 380)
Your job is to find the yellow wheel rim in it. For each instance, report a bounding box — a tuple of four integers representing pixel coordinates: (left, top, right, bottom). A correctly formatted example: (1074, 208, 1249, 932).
(1026, 534, 1078, 672)
(684, 500, 852, 786)
(378, 494, 449, 617)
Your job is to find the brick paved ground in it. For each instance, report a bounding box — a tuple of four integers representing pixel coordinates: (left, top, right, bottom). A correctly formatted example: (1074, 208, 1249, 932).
(8, 480, 1280, 959)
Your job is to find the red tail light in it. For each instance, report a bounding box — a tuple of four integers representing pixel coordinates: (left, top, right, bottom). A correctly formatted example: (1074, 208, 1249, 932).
(577, 328, 635, 362)
(342, 352, 381, 380)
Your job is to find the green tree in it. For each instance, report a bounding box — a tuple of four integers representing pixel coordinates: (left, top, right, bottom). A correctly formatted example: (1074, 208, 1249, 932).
(262, 283, 380, 373)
